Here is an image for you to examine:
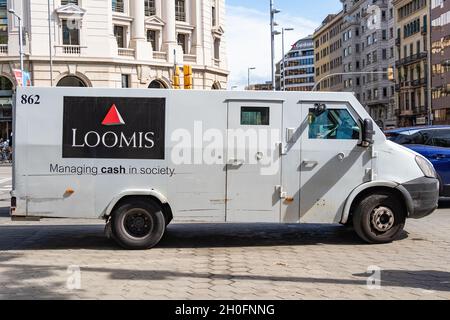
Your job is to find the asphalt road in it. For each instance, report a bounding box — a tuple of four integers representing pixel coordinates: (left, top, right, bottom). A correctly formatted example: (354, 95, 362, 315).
(1, 166, 449, 300)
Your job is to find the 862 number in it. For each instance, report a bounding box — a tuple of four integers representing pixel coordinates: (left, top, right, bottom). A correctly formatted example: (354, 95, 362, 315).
(21, 94, 40, 105)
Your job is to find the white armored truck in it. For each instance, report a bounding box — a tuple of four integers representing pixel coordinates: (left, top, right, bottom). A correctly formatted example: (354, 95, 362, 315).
(11, 88, 439, 249)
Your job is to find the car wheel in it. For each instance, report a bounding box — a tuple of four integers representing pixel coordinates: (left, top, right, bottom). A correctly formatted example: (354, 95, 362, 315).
(111, 199, 166, 250)
(353, 192, 406, 244)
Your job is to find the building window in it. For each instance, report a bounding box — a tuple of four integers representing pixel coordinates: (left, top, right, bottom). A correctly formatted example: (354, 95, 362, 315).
(0, 0, 7, 45)
(214, 38, 220, 60)
(112, 0, 124, 13)
(177, 33, 187, 53)
(212, 3, 217, 26)
(175, 0, 186, 22)
(61, 0, 79, 5)
(145, 0, 156, 16)
(62, 19, 80, 45)
(121, 74, 130, 88)
(114, 25, 125, 48)
(147, 30, 158, 51)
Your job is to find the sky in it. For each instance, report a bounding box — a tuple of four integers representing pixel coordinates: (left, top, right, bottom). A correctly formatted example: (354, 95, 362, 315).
(226, 0, 342, 89)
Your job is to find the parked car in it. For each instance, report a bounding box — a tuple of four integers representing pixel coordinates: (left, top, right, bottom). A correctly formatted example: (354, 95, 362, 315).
(386, 126, 450, 197)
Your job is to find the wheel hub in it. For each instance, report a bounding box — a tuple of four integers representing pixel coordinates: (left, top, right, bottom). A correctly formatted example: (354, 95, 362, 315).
(124, 210, 152, 238)
(371, 206, 395, 232)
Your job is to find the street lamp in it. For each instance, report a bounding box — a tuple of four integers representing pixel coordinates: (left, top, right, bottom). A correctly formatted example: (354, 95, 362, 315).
(247, 67, 256, 90)
(270, 0, 281, 91)
(8, 9, 24, 78)
(281, 27, 294, 91)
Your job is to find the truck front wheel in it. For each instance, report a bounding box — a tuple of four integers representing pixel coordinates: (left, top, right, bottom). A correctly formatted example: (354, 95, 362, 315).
(353, 192, 406, 244)
(111, 199, 166, 250)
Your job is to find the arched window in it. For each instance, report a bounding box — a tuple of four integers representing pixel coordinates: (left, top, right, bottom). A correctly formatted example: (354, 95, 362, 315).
(57, 76, 87, 87)
(0, 76, 13, 90)
(148, 80, 168, 89)
(211, 81, 221, 90)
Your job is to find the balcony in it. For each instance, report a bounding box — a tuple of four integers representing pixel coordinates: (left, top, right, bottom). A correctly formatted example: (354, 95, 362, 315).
(118, 48, 135, 58)
(153, 51, 167, 60)
(411, 78, 426, 87)
(395, 52, 427, 67)
(0, 44, 7, 55)
(413, 106, 427, 115)
(421, 26, 427, 36)
(59, 45, 82, 55)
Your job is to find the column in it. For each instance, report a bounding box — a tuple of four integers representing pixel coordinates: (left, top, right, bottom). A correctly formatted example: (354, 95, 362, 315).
(162, 0, 176, 45)
(131, 0, 146, 40)
(162, 0, 182, 63)
(131, 0, 152, 60)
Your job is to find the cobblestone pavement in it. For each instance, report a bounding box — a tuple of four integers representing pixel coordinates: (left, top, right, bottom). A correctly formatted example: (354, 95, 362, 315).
(1, 167, 450, 300)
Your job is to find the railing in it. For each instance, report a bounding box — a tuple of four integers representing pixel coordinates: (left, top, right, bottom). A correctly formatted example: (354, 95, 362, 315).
(0, 44, 7, 55)
(62, 45, 81, 55)
(118, 48, 135, 57)
(153, 51, 167, 60)
(395, 52, 427, 67)
(411, 78, 426, 87)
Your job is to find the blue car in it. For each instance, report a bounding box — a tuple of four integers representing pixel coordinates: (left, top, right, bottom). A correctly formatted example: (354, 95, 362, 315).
(385, 126, 450, 197)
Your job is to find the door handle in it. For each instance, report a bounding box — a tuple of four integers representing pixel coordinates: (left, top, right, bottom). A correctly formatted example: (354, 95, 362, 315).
(302, 160, 318, 168)
(433, 154, 446, 160)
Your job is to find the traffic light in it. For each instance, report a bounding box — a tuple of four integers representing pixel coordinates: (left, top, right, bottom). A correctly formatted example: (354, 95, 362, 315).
(183, 65, 193, 89)
(173, 66, 181, 89)
(388, 66, 394, 81)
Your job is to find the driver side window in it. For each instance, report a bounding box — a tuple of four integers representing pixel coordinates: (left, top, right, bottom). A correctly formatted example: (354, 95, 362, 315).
(308, 108, 360, 140)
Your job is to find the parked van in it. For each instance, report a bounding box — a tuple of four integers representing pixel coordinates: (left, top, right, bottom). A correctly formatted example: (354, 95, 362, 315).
(11, 88, 439, 249)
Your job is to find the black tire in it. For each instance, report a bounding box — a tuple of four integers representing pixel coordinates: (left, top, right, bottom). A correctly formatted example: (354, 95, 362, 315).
(353, 192, 406, 244)
(111, 199, 166, 250)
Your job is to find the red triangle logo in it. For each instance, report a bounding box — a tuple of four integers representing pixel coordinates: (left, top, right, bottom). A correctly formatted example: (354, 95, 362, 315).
(102, 104, 125, 126)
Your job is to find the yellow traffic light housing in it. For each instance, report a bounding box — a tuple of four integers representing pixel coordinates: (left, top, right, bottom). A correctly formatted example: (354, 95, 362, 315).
(184, 65, 193, 89)
(173, 66, 181, 89)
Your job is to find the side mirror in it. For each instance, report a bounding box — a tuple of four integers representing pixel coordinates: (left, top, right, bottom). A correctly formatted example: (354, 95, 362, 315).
(360, 118, 375, 147)
(313, 103, 327, 117)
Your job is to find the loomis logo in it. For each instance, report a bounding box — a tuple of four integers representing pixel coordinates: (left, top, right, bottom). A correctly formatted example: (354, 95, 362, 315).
(62, 97, 166, 159)
(102, 104, 125, 126)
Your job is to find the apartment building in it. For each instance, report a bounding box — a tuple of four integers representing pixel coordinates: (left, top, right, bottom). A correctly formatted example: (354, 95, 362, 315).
(340, 0, 397, 129)
(431, 0, 450, 124)
(394, 0, 429, 127)
(0, 0, 228, 138)
(277, 36, 315, 91)
(313, 12, 344, 92)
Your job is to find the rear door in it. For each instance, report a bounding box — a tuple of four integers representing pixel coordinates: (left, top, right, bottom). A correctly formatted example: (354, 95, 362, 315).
(299, 102, 372, 223)
(226, 101, 283, 223)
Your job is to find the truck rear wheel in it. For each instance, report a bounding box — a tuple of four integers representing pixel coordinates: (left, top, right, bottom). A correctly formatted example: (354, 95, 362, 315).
(353, 192, 406, 244)
(111, 199, 166, 250)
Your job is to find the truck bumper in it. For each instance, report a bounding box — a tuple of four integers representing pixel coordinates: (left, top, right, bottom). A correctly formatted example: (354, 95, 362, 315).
(397, 177, 439, 219)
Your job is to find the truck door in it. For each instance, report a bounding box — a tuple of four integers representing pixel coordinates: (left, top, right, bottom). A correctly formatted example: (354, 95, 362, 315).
(299, 102, 372, 223)
(226, 101, 283, 223)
